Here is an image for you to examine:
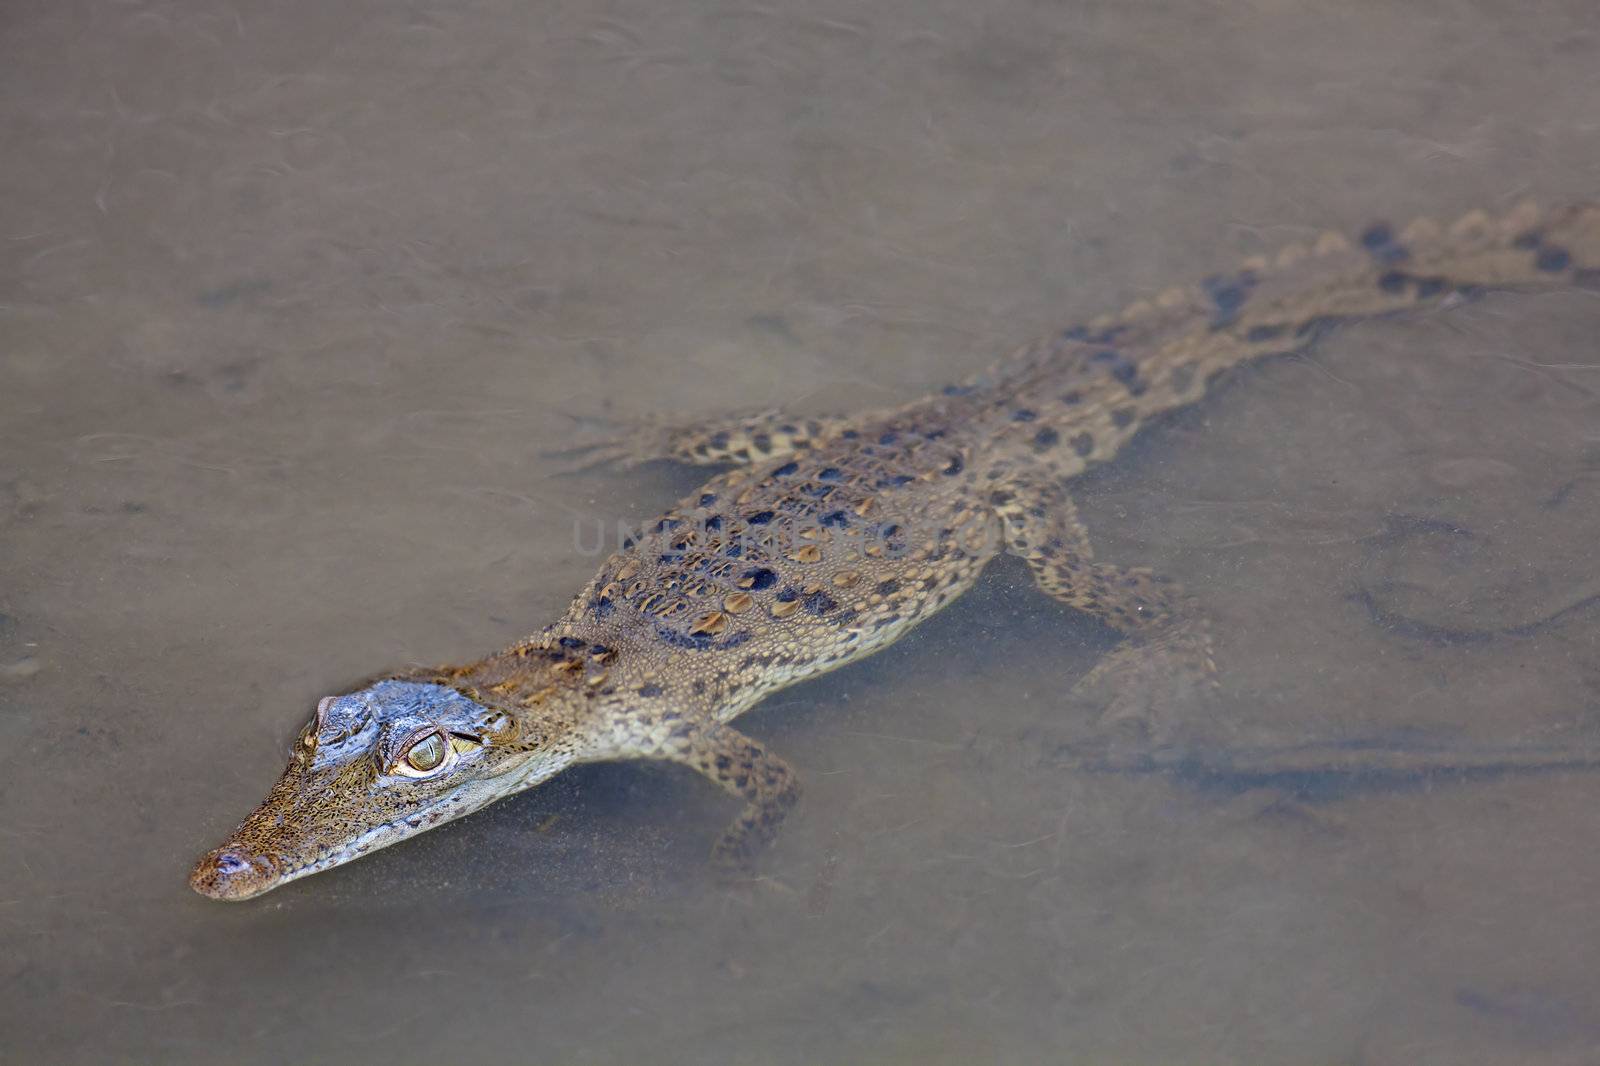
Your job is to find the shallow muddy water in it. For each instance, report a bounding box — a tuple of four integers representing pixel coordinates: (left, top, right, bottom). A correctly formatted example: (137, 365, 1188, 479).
(4, 1, 1600, 1063)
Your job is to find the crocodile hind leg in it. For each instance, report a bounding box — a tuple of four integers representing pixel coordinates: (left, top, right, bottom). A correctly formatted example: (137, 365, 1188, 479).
(990, 477, 1218, 750)
(545, 408, 856, 473)
(636, 721, 802, 868)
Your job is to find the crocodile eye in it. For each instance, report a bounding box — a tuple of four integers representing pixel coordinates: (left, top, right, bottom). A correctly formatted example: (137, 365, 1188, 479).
(383, 730, 455, 779)
(404, 732, 447, 773)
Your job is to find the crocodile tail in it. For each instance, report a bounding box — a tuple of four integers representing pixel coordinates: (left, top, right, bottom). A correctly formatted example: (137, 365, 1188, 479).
(1145, 200, 1600, 389)
(975, 201, 1600, 466)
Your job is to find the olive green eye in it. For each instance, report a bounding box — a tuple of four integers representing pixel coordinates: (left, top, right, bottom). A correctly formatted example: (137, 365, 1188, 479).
(404, 732, 447, 773)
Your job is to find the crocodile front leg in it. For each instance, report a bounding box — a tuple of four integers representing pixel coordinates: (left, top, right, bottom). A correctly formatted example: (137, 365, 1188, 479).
(627, 720, 802, 867)
(990, 476, 1218, 749)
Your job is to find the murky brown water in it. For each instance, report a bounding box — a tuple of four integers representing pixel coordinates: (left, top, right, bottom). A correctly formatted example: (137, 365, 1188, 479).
(5, 2, 1600, 1063)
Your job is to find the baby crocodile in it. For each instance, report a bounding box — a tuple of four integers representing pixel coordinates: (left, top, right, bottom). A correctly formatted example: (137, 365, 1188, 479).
(191, 202, 1600, 900)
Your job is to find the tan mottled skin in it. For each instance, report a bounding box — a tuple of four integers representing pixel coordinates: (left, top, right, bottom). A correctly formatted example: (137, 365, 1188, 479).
(192, 202, 1600, 900)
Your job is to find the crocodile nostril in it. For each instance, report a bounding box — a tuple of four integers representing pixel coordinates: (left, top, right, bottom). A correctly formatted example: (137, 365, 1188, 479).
(190, 846, 283, 900)
(214, 851, 250, 875)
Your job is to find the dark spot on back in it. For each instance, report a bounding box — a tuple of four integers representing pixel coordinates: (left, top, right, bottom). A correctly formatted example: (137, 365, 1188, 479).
(637, 683, 663, 697)
(1207, 283, 1248, 315)
(746, 510, 774, 525)
(1061, 391, 1082, 406)
(1011, 408, 1037, 422)
(1536, 246, 1571, 273)
(772, 461, 798, 477)
(557, 636, 585, 649)
(1202, 271, 1258, 328)
(1377, 271, 1409, 294)
(741, 567, 778, 590)
(1360, 223, 1410, 265)
(1032, 427, 1059, 452)
(817, 467, 842, 481)
(819, 509, 849, 528)
(875, 579, 899, 596)
(751, 434, 772, 452)
(803, 590, 837, 615)
(1111, 408, 1136, 429)
(943, 454, 964, 476)
(655, 626, 714, 651)
(1071, 432, 1095, 458)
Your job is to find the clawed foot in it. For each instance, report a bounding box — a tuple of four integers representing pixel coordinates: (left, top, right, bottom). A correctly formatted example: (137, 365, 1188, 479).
(1065, 623, 1219, 766)
(710, 869, 797, 911)
(708, 824, 800, 908)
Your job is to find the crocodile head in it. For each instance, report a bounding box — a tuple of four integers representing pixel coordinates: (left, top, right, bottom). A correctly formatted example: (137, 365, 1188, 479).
(189, 679, 565, 901)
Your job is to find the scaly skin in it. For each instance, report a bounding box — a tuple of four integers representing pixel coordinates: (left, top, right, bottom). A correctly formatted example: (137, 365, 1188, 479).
(191, 202, 1600, 901)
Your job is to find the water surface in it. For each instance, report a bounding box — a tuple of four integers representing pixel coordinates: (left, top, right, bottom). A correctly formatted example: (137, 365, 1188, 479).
(4, 2, 1600, 1063)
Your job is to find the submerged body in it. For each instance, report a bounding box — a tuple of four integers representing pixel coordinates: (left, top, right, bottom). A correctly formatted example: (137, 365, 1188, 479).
(192, 202, 1600, 901)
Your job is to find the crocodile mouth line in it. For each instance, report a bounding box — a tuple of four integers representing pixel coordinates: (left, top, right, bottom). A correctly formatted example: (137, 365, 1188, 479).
(189, 789, 492, 901)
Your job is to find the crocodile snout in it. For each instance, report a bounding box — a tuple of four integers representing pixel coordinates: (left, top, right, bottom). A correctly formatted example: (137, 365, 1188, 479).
(189, 846, 282, 901)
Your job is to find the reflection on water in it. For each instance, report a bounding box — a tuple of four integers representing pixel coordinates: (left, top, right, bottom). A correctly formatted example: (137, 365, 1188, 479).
(4, 1, 1599, 1063)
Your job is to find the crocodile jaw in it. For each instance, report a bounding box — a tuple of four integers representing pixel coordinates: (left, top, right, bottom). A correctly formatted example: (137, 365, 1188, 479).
(188, 782, 505, 901)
